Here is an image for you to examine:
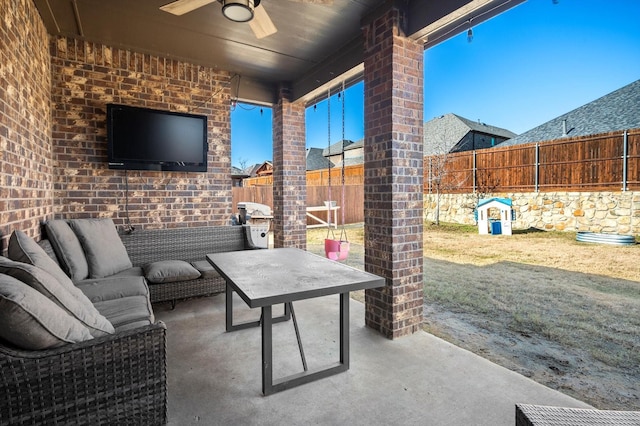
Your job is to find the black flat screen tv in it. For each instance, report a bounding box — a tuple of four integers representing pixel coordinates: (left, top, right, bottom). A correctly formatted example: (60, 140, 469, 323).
(107, 104, 208, 172)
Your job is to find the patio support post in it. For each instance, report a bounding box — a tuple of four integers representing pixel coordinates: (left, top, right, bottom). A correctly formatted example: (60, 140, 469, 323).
(362, 4, 424, 339)
(272, 84, 307, 249)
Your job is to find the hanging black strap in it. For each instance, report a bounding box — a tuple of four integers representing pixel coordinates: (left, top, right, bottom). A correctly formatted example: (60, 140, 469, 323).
(339, 80, 348, 242)
(326, 87, 336, 240)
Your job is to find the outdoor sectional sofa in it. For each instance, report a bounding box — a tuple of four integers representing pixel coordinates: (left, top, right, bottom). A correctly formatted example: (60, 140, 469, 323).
(0, 218, 257, 425)
(119, 223, 258, 307)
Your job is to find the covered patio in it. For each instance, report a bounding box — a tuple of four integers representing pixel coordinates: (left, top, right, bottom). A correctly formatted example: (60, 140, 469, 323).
(155, 295, 589, 425)
(25, 0, 528, 341)
(1, 0, 596, 424)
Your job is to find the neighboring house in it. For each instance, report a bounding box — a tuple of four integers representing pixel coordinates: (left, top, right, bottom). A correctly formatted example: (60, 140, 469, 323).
(322, 139, 354, 166)
(322, 139, 364, 167)
(340, 139, 364, 167)
(424, 113, 517, 155)
(254, 161, 272, 177)
(244, 163, 262, 177)
(244, 161, 273, 178)
(306, 147, 332, 171)
(231, 166, 249, 187)
(501, 78, 640, 147)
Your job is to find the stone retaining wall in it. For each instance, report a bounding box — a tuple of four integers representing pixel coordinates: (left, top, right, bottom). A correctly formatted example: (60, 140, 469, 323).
(424, 191, 640, 235)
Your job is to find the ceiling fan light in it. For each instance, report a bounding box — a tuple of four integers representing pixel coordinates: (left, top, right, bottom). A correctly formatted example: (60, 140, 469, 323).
(222, 0, 256, 22)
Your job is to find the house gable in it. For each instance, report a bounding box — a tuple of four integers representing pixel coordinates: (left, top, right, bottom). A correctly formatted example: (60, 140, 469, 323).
(424, 113, 517, 155)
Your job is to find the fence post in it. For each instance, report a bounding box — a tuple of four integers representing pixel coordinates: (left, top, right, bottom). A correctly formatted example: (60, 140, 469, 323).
(535, 142, 539, 193)
(473, 150, 477, 194)
(622, 130, 628, 192)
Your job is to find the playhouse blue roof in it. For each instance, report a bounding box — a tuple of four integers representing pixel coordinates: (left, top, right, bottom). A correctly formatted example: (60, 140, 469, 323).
(477, 198, 512, 208)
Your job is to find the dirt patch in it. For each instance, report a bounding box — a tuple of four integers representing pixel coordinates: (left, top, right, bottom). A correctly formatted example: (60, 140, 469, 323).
(423, 259, 639, 410)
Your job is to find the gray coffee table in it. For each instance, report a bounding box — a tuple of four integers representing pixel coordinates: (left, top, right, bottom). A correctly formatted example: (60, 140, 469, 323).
(206, 247, 384, 395)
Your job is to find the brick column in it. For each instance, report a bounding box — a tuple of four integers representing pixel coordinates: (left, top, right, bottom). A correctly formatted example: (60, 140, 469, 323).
(272, 85, 307, 249)
(363, 5, 424, 338)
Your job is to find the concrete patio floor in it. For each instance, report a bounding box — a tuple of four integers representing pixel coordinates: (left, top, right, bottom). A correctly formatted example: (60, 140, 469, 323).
(154, 293, 590, 426)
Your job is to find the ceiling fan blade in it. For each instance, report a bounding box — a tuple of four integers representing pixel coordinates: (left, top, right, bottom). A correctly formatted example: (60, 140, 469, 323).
(160, 0, 216, 16)
(249, 4, 277, 39)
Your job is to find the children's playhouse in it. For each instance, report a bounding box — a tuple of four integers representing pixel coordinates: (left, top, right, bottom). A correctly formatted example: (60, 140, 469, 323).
(476, 198, 513, 235)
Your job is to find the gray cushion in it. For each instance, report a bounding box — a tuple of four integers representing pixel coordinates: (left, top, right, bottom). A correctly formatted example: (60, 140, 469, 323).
(69, 218, 132, 278)
(191, 260, 220, 279)
(9, 230, 76, 293)
(93, 295, 155, 331)
(0, 257, 114, 337)
(110, 266, 144, 278)
(37, 239, 61, 266)
(144, 260, 201, 284)
(76, 276, 150, 303)
(7, 231, 119, 333)
(0, 273, 93, 350)
(45, 220, 89, 281)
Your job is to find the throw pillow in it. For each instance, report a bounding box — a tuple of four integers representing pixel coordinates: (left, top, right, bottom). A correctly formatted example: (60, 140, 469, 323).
(144, 260, 201, 283)
(0, 257, 115, 337)
(0, 273, 93, 350)
(37, 239, 61, 266)
(9, 230, 75, 292)
(68, 218, 132, 278)
(191, 260, 221, 279)
(45, 220, 89, 281)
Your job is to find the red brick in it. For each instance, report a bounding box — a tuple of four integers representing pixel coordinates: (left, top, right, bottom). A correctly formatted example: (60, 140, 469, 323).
(363, 5, 424, 339)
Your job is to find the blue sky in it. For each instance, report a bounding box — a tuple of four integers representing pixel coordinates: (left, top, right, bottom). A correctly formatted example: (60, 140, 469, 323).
(231, 0, 640, 168)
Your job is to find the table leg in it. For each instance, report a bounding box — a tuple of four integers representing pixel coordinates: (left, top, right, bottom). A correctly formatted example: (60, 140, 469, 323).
(261, 295, 350, 396)
(226, 283, 290, 332)
(225, 282, 236, 332)
(340, 292, 349, 367)
(262, 305, 273, 395)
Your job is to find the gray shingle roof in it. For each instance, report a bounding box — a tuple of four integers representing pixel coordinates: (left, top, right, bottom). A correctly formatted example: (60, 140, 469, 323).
(322, 139, 354, 156)
(454, 115, 517, 140)
(306, 148, 333, 171)
(501, 79, 640, 147)
(344, 139, 363, 151)
(231, 166, 249, 177)
(424, 113, 516, 155)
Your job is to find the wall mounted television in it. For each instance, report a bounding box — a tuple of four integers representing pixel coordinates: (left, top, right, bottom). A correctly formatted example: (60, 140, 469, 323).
(107, 104, 208, 172)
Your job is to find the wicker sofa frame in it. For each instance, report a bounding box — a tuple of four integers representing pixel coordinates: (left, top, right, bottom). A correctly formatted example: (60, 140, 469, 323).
(516, 404, 640, 425)
(0, 323, 167, 425)
(0, 225, 253, 424)
(119, 225, 256, 306)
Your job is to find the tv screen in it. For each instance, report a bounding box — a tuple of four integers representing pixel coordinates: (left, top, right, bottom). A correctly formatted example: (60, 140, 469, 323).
(107, 104, 208, 172)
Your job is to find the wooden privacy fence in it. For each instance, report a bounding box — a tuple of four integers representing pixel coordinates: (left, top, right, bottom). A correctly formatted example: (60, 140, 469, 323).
(425, 129, 640, 193)
(232, 185, 364, 225)
(306, 165, 364, 186)
(243, 164, 364, 187)
(233, 129, 639, 225)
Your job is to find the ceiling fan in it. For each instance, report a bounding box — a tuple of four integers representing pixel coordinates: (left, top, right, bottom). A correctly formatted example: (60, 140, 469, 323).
(160, 0, 333, 39)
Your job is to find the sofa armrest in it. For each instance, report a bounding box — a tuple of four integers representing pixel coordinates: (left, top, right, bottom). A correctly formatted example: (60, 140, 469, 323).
(0, 322, 167, 425)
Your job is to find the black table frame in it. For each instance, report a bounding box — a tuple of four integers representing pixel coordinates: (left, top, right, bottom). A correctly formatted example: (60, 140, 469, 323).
(226, 286, 350, 395)
(208, 248, 384, 396)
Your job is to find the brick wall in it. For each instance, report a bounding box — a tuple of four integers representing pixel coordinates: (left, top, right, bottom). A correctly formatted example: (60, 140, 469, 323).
(272, 86, 307, 249)
(363, 6, 424, 338)
(50, 36, 233, 229)
(0, 0, 53, 252)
